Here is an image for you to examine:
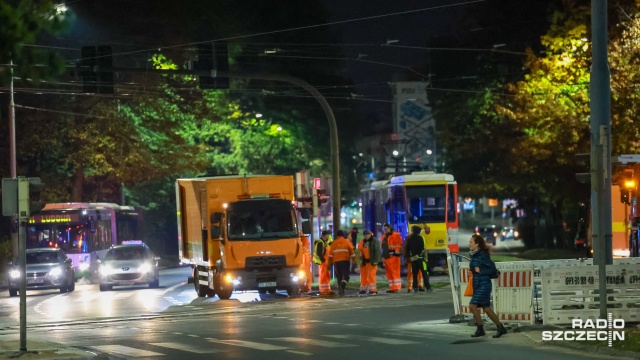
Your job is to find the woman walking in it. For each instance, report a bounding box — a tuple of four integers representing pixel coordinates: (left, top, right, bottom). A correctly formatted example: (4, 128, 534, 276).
(468, 234, 507, 338)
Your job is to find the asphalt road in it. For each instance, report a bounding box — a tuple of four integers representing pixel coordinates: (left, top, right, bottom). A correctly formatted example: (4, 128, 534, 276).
(0, 267, 625, 359)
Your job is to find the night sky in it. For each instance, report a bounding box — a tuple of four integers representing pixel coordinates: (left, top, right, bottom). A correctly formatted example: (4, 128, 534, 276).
(49, 0, 558, 132)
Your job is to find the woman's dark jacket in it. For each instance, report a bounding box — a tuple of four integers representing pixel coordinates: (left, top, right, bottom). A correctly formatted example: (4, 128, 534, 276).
(469, 249, 495, 305)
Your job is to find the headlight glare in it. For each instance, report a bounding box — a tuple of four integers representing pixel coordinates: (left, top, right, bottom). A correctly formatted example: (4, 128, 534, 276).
(9, 270, 20, 279)
(100, 265, 114, 276)
(48, 267, 62, 277)
(138, 263, 152, 273)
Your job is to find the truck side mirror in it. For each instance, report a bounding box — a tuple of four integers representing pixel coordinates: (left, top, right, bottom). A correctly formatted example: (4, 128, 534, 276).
(210, 212, 223, 242)
(299, 208, 311, 220)
(301, 220, 311, 235)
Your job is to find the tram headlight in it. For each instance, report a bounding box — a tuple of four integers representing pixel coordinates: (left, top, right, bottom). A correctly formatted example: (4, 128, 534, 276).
(48, 267, 62, 277)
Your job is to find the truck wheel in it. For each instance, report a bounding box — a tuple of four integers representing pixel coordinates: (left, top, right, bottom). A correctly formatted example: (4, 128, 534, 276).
(214, 273, 233, 300)
(286, 286, 300, 297)
(193, 268, 208, 297)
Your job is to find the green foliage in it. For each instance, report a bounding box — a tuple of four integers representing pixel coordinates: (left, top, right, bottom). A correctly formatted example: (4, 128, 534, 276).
(0, 0, 70, 84)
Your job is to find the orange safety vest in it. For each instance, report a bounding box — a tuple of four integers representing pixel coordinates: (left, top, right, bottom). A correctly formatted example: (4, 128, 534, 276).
(358, 240, 370, 260)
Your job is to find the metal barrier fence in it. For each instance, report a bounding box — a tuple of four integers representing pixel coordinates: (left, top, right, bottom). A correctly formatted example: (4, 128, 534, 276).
(542, 263, 640, 324)
(447, 246, 640, 325)
(447, 248, 533, 324)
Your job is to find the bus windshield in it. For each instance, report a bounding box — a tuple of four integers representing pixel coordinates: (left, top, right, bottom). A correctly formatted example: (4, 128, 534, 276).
(406, 185, 447, 223)
(227, 200, 298, 240)
(27, 222, 89, 254)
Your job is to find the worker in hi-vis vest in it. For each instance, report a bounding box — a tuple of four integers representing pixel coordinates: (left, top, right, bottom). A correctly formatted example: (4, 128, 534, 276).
(313, 230, 333, 295)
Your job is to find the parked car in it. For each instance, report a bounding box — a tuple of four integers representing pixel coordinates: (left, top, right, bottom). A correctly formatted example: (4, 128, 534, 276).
(98, 242, 160, 291)
(475, 225, 498, 245)
(8, 248, 75, 297)
(500, 227, 520, 241)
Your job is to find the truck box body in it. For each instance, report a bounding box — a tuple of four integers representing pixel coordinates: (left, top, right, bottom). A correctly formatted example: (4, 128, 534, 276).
(176, 175, 306, 298)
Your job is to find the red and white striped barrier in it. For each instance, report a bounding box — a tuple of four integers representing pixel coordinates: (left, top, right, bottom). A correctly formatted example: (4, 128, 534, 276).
(494, 263, 535, 324)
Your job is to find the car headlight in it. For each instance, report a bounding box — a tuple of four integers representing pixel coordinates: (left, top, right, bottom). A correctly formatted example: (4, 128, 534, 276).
(100, 265, 114, 276)
(138, 263, 152, 273)
(48, 267, 62, 277)
(9, 270, 20, 279)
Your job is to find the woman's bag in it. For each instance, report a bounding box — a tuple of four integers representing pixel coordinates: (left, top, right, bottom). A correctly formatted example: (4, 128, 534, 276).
(464, 275, 474, 296)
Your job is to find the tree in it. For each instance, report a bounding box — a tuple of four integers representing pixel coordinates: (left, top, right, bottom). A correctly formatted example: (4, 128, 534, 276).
(0, 0, 69, 84)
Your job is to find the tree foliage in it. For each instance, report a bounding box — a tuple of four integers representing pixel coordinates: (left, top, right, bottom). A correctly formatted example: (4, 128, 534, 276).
(0, 0, 70, 84)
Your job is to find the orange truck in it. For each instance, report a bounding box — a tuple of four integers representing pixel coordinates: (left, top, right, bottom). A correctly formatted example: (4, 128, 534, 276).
(176, 175, 310, 299)
(581, 155, 640, 258)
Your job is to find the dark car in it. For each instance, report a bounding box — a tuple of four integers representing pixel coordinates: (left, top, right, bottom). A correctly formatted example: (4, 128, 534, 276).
(475, 225, 498, 245)
(98, 242, 160, 291)
(8, 248, 75, 297)
(500, 227, 520, 241)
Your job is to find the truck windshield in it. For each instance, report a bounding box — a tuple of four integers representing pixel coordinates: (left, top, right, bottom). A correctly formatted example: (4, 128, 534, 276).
(227, 200, 298, 240)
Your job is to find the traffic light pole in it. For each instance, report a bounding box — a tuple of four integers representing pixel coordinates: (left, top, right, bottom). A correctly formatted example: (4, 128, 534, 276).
(591, 0, 612, 319)
(17, 178, 28, 351)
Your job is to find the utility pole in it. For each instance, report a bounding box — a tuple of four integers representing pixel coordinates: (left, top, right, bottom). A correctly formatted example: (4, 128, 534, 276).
(590, 0, 612, 319)
(9, 58, 18, 261)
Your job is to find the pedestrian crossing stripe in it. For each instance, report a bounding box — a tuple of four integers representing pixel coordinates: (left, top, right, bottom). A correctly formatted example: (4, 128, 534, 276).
(150, 342, 222, 353)
(267, 337, 356, 348)
(89, 333, 426, 357)
(206, 338, 289, 351)
(91, 345, 164, 357)
(324, 334, 420, 345)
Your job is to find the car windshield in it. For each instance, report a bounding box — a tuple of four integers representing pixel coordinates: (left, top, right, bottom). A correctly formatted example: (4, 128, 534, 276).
(105, 247, 146, 261)
(25, 252, 59, 264)
(478, 226, 495, 233)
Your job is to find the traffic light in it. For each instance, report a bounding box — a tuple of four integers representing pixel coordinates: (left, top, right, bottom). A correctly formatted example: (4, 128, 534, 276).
(28, 178, 44, 214)
(196, 42, 229, 90)
(80, 46, 114, 94)
(621, 178, 635, 205)
(575, 153, 591, 184)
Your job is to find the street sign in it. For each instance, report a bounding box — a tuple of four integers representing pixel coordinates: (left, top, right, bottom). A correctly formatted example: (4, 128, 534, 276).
(2, 178, 17, 216)
(488, 198, 499, 207)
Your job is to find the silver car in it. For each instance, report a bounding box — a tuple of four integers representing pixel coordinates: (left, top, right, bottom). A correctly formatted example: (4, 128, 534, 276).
(98, 243, 160, 291)
(8, 248, 75, 296)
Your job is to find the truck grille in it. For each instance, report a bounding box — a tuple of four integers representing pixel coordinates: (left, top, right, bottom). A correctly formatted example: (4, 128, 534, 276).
(245, 256, 286, 269)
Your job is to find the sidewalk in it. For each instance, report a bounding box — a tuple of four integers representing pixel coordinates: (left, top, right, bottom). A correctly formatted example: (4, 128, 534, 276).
(400, 318, 639, 359)
(0, 340, 96, 359)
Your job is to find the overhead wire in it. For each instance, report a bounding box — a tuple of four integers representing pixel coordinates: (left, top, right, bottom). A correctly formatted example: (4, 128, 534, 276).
(70, 0, 487, 62)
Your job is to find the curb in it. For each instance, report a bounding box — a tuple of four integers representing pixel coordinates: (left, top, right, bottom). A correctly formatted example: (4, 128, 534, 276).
(542, 339, 640, 359)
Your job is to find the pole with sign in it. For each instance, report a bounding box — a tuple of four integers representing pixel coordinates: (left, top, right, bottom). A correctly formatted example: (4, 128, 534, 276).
(2, 177, 41, 352)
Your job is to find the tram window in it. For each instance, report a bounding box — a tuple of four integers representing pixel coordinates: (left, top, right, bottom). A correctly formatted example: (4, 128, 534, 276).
(392, 187, 405, 212)
(448, 184, 457, 223)
(405, 186, 446, 223)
